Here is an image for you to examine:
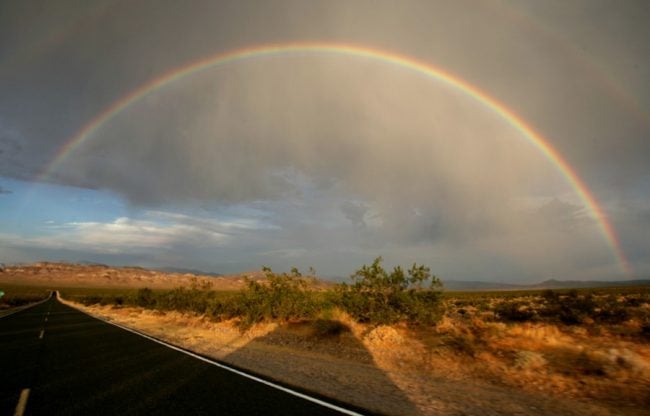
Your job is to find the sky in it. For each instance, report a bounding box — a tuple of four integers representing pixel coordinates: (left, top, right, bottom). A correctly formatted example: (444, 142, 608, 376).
(1, 0, 649, 282)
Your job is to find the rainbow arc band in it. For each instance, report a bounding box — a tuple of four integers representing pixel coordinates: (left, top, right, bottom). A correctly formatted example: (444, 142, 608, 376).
(36, 42, 631, 275)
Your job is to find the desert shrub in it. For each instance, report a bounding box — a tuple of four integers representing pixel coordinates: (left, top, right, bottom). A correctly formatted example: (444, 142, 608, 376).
(0, 289, 49, 308)
(539, 291, 596, 325)
(441, 328, 479, 357)
(99, 295, 115, 306)
(75, 293, 124, 306)
(570, 292, 596, 314)
(157, 287, 207, 312)
(494, 301, 535, 322)
(473, 299, 490, 311)
(234, 267, 319, 328)
(624, 296, 642, 307)
(337, 257, 444, 325)
(205, 295, 238, 320)
(542, 289, 559, 303)
(557, 306, 581, 325)
(132, 287, 156, 308)
(6, 297, 35, 307)
(595, 305, 630, 324)
(79, 295, 103, 305)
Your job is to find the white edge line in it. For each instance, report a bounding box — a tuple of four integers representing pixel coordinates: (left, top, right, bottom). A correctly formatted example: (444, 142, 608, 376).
(0, 291, 53, 320)
(58, 294, 365, 416)
(14, 388, 30, 416)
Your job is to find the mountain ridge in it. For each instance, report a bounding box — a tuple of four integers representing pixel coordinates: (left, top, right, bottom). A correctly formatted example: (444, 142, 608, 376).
(442, 278, 650, 291)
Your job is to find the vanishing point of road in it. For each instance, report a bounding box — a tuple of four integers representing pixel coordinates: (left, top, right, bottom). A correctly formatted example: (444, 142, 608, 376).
(0, 295, 365, 415)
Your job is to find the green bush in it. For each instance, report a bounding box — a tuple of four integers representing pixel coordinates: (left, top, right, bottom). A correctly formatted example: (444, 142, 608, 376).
(337, 257, 444, 325)
(234, 267, 319, 328)
(65, 259, 447, 329)
(133, 287, 155, 308)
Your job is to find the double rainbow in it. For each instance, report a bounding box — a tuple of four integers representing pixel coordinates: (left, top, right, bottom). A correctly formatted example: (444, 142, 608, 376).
(37, 42, 631, 274)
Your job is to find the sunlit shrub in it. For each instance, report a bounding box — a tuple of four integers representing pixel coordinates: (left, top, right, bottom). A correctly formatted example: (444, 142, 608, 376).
(337, 257, 444, 325)
(234, 267, 319, 328)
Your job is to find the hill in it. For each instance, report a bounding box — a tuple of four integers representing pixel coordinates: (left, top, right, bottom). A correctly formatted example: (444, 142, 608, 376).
(0, 262, 334, 290)
(0, 262, 244, 290)
(442, 278, 650, 291)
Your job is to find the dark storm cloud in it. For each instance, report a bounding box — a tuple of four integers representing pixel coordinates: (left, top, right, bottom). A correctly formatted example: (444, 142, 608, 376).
(2, 0, 648, 186)
(0, 0, 648, 279)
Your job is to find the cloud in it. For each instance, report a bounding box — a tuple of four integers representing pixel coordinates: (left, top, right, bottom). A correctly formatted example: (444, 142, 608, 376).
(340, 201, 368, 227)
(0, 58, 634, 279)
(0, 186, 11, 195)
(2, 215, 231, 255)
(0, 1, 648, 280)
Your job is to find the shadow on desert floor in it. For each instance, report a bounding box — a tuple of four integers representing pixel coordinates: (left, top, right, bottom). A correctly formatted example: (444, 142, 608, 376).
(221, 320, 420, 415)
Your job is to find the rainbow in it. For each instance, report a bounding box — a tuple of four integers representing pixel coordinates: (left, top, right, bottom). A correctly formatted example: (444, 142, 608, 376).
(38, 42, 631, 274)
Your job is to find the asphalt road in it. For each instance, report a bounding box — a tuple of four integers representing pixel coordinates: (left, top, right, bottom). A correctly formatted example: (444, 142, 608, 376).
(0, 296, 363, 415)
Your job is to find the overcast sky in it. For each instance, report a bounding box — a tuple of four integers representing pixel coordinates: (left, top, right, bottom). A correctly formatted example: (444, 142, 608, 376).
(1, 0, 648, 282)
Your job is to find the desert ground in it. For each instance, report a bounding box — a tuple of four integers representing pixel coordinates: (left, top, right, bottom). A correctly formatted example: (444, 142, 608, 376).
(2, 263, 649, 416)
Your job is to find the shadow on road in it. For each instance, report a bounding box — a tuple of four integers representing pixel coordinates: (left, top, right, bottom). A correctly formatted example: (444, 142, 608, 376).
(222, 320, 420, 415)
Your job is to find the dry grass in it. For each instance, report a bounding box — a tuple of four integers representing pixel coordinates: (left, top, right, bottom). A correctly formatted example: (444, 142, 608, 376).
(432, 293, 650, 412)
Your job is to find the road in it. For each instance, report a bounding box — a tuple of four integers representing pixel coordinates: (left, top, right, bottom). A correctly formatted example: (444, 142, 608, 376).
(0, 295, 364, 415)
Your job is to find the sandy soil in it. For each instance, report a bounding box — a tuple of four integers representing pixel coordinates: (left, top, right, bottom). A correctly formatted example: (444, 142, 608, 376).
(59, 298, 649, 416)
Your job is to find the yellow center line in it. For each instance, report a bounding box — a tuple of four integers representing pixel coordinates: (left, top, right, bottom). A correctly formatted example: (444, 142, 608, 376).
(13, 388, 30, 416)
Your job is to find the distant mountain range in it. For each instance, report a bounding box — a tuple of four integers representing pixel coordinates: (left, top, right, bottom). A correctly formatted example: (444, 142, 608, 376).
(442, 278, 650, 291)
(156, 267, 223, 277)
(75, 262, 224, 277)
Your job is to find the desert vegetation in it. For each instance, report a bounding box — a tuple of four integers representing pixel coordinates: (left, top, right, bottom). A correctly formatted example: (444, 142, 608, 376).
(66, 257, 445, 329)
(62, 274, 650, 415)
(63, 260, 649, 341)
(423, 286, 650, 411)
(6, 260, 649, 414)
(0, 284, 50, 311)
(337, 258, 443, 325)
(446, 287, 650, 336)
